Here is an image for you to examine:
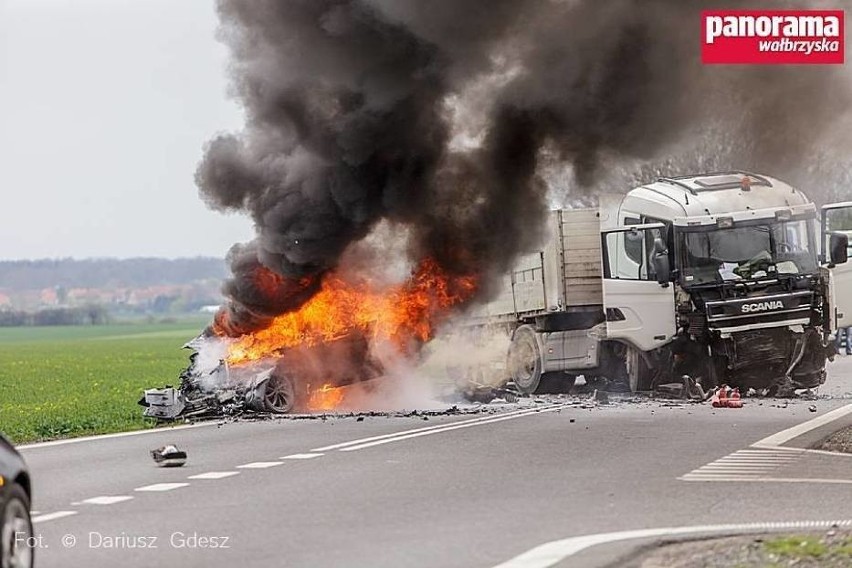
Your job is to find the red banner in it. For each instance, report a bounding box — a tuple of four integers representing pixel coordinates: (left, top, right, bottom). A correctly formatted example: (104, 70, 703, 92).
(702, 10, 845, 64)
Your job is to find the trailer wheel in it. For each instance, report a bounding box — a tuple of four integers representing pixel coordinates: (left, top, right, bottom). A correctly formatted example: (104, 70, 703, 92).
(508, 326, 542, 394)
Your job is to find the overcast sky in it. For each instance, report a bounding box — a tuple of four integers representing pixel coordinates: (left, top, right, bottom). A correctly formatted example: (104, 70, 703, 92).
(0, 0, 255, 260)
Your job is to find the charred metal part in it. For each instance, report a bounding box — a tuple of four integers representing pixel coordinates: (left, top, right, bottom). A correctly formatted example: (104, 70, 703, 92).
(151, 445, 187, 467)
(142, 387, 186, 419)
(460, 386, 520, 404)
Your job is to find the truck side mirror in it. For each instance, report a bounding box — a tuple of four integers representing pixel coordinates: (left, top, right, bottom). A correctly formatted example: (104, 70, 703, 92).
(829, 232, 849, 266)
(651, 237, 671, 287)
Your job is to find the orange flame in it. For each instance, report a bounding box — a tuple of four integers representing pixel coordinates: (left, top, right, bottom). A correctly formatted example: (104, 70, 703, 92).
(308, 383, 345, 411)
(223, 258, 477, 366)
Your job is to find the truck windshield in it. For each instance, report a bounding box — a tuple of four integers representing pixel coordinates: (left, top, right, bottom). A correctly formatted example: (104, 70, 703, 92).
(679, 219, 817, 285)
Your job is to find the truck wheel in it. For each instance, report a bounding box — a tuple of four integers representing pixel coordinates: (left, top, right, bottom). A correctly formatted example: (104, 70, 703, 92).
(508, 326, 542, 395)
(625, 346, 653, 393)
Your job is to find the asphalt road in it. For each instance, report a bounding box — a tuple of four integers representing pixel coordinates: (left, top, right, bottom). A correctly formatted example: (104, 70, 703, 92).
(18, 356, 852, 568)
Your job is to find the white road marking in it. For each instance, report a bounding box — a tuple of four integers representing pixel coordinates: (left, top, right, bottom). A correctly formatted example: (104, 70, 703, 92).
(341, 405, 567, 452)
(752, 403, 852, 449)
(681, 406, 852, 483)
(32, 511, 77, 524)
(17, 421, 219, 451)
(188, 471, 241, 480)
(80, 496, 134, 505)
(312, 405, 562, 452)
(491, 520, 852, 568)
(680, 448, 804, 481)
(715, 457, 799, 462)
(698, 464, 778, 470)
(679, 476, 852, 484)
(237, 461, 284, 469)
(134, 483, 190, 492)
(280, 453, 324, 460)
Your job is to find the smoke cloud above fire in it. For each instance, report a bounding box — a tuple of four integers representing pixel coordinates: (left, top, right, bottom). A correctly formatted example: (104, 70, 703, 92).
(197, 0, 852, 337)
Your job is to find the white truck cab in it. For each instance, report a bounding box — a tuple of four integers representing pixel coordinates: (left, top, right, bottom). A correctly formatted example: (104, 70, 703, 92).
(601, 172, 851, 393)
(463, 171, 852, 396)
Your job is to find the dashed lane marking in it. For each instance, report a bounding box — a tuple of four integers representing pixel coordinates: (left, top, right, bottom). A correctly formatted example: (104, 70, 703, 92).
(281, 453, 324, 460)
(77, 496, 134, 505)
(236, 461, 284, 469)
(134, 483, 189, 492)
(32, 511, 77, 524)
(188, 471, 241, 480)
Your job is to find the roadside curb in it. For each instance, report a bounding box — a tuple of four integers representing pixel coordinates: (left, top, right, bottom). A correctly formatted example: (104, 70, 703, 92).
(751, 403, 852, 457)
(491, 520, 852, 568)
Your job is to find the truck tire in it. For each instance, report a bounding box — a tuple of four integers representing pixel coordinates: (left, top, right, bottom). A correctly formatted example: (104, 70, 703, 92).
(508, 326, 542, 395)
(625, 345, 653, 393)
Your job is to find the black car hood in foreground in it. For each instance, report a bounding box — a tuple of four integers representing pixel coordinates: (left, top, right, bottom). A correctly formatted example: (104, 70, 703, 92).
(0, 433, 30, 498)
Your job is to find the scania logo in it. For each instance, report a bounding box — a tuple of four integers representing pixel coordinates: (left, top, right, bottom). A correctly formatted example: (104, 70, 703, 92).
(741, 300, 785, 313)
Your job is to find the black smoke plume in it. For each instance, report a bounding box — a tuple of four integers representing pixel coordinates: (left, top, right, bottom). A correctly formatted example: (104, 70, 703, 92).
(198, 0, 852, 337)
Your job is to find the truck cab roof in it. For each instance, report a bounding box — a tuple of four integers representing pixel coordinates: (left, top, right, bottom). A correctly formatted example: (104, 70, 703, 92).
(620, 171, 813, 222)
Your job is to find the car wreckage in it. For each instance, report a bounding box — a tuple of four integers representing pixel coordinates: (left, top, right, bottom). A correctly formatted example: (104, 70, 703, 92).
(140, 333, 383, 420)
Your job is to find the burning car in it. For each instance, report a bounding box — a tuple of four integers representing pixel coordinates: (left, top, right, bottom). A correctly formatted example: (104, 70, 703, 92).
(141, 332, 383, 419)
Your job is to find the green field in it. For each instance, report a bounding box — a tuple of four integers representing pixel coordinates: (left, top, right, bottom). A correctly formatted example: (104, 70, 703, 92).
(0, 320, 209, 444)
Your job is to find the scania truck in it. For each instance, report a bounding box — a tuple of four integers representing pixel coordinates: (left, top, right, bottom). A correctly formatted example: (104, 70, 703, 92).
(462, 172, 851, 395)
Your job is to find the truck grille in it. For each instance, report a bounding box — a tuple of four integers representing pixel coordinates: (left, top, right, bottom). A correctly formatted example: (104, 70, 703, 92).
(704, 291, 813, 330)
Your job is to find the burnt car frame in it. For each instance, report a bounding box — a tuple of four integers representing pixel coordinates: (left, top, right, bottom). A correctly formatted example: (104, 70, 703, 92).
(142, 333, 383, 419)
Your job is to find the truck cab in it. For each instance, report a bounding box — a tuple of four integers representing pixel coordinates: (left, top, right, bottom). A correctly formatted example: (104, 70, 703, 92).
(602, 172, 851, 393)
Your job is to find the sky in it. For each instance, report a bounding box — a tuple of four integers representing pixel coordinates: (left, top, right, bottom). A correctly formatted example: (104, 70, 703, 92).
(0, 0, 255, 260)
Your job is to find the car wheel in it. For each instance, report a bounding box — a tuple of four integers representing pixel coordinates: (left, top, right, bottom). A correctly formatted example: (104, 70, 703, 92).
(1, 484, 34, 568)
(263, 374, 298, 414)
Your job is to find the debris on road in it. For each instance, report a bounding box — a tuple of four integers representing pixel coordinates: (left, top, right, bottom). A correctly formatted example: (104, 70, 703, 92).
(809, 404, 818, 413)
(151, 445, 187, 467)
(711, 385, 744, 409)
(459, 384, 520, 404)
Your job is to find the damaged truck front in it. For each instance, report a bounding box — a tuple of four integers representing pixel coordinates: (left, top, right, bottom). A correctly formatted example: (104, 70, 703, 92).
(459, 172, 852, 396)
(603, 173, 851, 394)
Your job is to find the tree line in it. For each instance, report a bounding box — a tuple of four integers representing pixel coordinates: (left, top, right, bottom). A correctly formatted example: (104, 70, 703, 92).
(0, 257, 227, 292)
(0, 304, 111, 327)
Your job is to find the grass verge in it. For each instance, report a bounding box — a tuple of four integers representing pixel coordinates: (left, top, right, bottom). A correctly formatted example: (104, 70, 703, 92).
(0, 322, 204, 444)
(816, 425, 852, 454)
(631, 531, 852, 567)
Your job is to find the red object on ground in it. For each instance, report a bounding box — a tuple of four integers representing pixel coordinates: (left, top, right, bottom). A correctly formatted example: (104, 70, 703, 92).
(711, 385, 744, 408)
